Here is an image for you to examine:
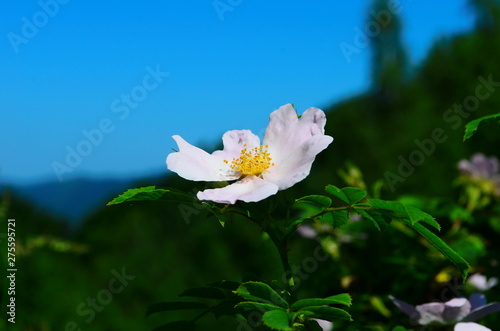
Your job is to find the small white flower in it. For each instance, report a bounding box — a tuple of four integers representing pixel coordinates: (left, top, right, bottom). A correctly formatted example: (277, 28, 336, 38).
(390, 293, 500, 329)
(166, 104, 333, 204)
(467, 273, 498, 291)
(458, 153, 500, 196)
(311, 318, 333, 331)
(455, 322, 491, 331)
(296, 225, 319, 239)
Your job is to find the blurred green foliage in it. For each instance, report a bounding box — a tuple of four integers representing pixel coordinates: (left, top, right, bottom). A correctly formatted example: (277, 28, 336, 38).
(2, 0, 500, 329)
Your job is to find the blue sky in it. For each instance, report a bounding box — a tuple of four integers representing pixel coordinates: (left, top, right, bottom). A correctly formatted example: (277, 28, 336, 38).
(0, 0, 475, 184)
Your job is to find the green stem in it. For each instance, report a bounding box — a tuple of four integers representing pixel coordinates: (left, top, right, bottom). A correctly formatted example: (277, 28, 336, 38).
(191, 300, 231, 323)
(279, 238, 297, 302)
(226, 209, 258, 224)
(267, 229, 297, 302)
(308, 204, 372, 219)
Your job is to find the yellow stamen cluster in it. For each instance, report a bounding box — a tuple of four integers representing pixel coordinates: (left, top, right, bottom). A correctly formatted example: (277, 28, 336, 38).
(224, 144, 274, 176)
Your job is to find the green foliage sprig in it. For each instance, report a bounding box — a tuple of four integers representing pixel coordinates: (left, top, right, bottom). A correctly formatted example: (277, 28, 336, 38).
(108, 180, 470, 329)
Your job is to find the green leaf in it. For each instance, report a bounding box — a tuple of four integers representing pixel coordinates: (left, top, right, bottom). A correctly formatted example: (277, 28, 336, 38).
(392, 327, 414, 331)
(234, 282, 289, 309)
(464, 112, 500, 140)
(180, 287, 226, 300)
(407, 206, 440, 230)
(262, 309, 295, 330)
(209, 280, 241, 291)
(107, 186, 196, 206)
(295, 195, 332, 209)
(211, 298, 242, 319)
(369, 199, 440, 230)
(285, 218, 311, 239)
(324, 210, 349, 229)
(355, 209, 390, 231)
(325, 185, 350, 204)
(235, 301, 285, 313)
(325, 185, 367, 205)
(291, 293, 352, 310)
(201, 202, 231, 227)
(300, 306, 352, 322)
(146, 302, 208, 317)
(342, 187, 367, 204)
(401, 220, 470, 281)
(152, 321, 196, 331)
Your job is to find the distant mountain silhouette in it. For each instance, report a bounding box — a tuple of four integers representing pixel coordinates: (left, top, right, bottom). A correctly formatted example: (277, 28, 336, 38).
(1, 176, 165, 225)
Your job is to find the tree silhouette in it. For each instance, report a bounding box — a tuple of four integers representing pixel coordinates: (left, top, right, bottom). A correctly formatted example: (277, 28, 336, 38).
(468, 0, 500, 31)
(369, 0, 408, 104)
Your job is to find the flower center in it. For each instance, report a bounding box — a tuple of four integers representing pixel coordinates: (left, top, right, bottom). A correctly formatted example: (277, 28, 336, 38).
(224, 144, 274, 176)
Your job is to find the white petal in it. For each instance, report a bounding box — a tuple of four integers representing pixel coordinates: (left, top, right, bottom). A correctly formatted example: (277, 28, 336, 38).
(264, 105, 330, 163)
(299, 107, 328, 135)
(486, 277, 498, 289)
(197, 176, 279, 204)
(263, 104, 300, 150)
(264, 134, 333, 189)
(262, 105, 333, 189)
(211, 130, 261, 163)
(311, 319, 333, 331)
(296, 225, 318, 239)
(443, 298, 471, 322)
(455, 322, 491, 331)
(446, 298, 470, 307)
(416, 302, 446, 324)
(264, 105, 309, 158)
(389, 296, 419, 321)
(166, 135, 238, 181)
(468, 274, 489, 291)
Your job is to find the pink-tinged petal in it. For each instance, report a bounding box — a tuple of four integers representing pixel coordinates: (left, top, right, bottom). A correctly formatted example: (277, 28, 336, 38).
(311, 319, 332, 330)
(455, 322, 491, 331)
(166, 135, 238, 181)
(415, 302, 446, 324)
(296, 225, 318, 239)
(262, 105, 300, 160)
(442, 298, 471, 322)
(389, 296, 420, 322)
(458, 159, 474, 175)
(263, 105, 330, 163)
(487, 277, 499, 289)
(211, 130, 261, 163)
(463, 302, 500, 322)
(298, 107, 328, 135)
(197, 176, 279, 204)
(468, 274, 498, 291)
(264, 134, 333, 189)
(468, 274, 489, 291)
(261, 105, 332, 189)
